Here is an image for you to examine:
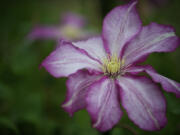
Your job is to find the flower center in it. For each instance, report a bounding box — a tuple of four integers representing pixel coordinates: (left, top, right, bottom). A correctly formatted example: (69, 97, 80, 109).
(102, 54, 125, 78)
(61, 25, 82, 39)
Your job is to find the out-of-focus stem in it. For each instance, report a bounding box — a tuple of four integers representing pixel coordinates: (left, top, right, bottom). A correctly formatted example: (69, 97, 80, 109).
(118, 123, 138, 135)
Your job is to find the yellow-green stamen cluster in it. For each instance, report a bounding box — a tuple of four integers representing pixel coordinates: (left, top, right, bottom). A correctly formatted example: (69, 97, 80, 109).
(102, 54, 125, 78)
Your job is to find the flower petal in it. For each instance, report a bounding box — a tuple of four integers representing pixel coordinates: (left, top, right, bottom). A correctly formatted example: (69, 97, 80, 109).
(62, 70, 101, 116)
(28, 26, 59, 40)
(102, 0, 142, 56)
(86, 77, 122, 131)
(123, 23, 180, 66)
(41, 41, 101, 77)
(73, 37, 107, 63)
(62, 13, 86, 28)
(116, 75, 167, 131)
(127, 65, 180, 97)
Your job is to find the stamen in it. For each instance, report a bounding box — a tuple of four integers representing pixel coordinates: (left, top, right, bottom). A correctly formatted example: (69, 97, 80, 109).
(102, 54, 125, 78)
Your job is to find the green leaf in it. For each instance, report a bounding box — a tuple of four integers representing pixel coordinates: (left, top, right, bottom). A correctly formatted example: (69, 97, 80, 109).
(0, 117, 19, 135)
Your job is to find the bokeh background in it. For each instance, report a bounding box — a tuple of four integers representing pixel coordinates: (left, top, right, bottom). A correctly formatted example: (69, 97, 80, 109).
(0, 0, 180, 135)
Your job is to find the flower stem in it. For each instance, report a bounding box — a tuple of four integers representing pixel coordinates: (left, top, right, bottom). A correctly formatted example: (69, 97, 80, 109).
(118, 123, 137, 135)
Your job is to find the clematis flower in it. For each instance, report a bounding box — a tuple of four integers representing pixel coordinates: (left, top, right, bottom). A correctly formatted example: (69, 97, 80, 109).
(28, 13, 91, 41)
(41, 0, 180, 132)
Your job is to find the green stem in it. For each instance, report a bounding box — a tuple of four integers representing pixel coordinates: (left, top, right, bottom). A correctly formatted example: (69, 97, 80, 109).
(118, 123, 138, 135)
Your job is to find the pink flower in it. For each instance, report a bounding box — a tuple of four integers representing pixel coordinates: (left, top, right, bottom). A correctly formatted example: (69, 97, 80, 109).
(41, 0, 180, 132)
(28, 13, 91, 41)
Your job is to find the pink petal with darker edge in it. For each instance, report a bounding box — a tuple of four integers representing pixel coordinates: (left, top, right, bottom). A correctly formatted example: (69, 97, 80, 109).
(73, 36, 107, 63)
(116, 75, 167, 131)
(62, 70, 101, 116)
(102, 0, 142, 56)
(123, 22, 180, 66)
(86, 77, 122, 131)
(41, 40, 102, 78)
(127, 65, 180, 97)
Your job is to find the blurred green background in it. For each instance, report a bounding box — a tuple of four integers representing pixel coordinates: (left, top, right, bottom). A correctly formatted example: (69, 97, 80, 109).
(0, 0, 180, 135)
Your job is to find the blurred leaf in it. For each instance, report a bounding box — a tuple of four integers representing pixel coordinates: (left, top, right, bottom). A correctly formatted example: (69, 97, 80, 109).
(165, 93, 180, 115)
(0, 82, 13, 100)
(111, 127, 124, 135)
(0, 117, 19, 135)
(10, 44, 38, 75)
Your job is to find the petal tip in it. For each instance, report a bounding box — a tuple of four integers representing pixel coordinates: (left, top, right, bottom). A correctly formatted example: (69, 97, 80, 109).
(117, 75, 167, 131)
(41, 58, 61, 78)
(61, 103, 74, 117)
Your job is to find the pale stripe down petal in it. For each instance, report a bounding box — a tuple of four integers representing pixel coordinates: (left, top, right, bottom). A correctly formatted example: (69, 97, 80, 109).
(41, 41, 101, 77)
(86, 77, 122, 131)
(123, 23, 180, 66)
(116, 75, 167, 131)
(102, 0, 142, 56)
(127, 65, 180, 97)
(62, 70, 101, 116)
